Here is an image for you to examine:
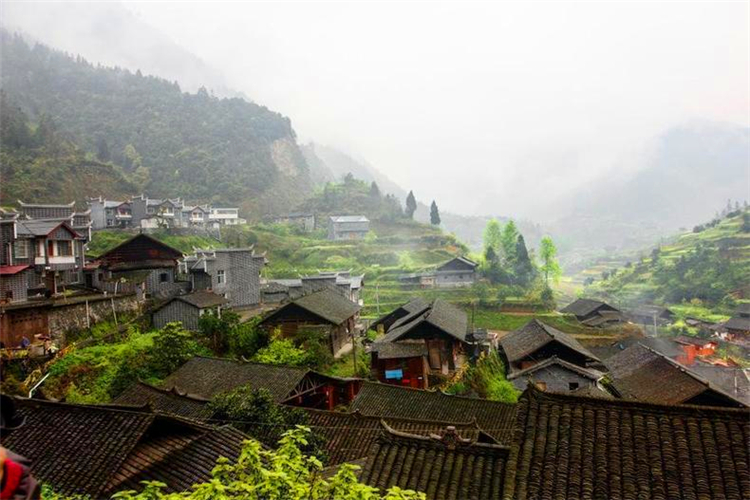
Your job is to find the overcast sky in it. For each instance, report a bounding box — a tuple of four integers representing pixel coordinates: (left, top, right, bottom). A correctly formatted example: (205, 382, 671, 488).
(4, 1, 749, 218)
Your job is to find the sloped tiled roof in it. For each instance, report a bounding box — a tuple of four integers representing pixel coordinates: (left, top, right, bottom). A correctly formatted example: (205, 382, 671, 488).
(274, 409, 496, 465)
(500, 319, 600, 365)
(688, 364, 750, 407)
(154, 290, 229, 311)
(725, 316, 750, 331)
(371, 341, 427, 359)
(262, 288, 360, 326)
(2, 398, 248, 497)
(359, 423, 508, 500)
(377, 299, 468, 344)
(349, 382, 517, 444)
(106, 422, 247, 495)
(370, 297, 430, 332)
(330, 215, 369, 223)
(3, 399, 153, 498)
(507, 356, 602, 381)
(560, 298, 619, 317)
(113, 381, 212, 420)
(162, 356, 310, 402)
(502, 385, 750, 500)
(607, 343, 746, 407)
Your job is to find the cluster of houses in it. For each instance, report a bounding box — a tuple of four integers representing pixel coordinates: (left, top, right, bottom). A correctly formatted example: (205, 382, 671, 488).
(88, 195, 246, 230)
(562, 297, 750, 342)
(4, 316, 748, 498)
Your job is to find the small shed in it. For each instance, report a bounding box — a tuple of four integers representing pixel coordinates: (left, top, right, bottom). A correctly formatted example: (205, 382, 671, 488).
(152, 291, 229, 331)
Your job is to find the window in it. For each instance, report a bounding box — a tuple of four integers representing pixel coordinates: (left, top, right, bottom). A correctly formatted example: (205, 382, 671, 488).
(217, 270, 225, 285)
(13, 241, 28, 259)
(57, 241, 72, 256)
(107, 219, 115, 226)
(160, 273, 169, 283)
(568, 382, 580, 391)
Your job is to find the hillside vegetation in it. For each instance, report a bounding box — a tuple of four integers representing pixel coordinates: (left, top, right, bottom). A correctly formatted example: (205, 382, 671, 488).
(584, 209, 750, 309)
(0, 30, 311, 214)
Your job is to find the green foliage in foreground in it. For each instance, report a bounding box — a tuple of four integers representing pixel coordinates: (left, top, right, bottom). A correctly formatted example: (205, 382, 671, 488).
(109, 427, 425, 500)
(447, 351, 519, 403)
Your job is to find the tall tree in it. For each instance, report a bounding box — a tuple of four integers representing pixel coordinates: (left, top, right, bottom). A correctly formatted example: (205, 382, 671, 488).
(405, 190, 417, 219)
(500, 220, 519, 262)
(430, 200, 441, 225)
(539, 236, 562, 285)
(513, 234, 535, 287)
(483, 219, 502, 255)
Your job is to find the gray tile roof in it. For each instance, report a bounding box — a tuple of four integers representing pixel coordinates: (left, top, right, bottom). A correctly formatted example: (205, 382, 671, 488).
(329, 215, 369, 223)
(499, 319, 600, 364)
(506, 356, 603, 381)
(161, 356, 310, 401)
(377, 298, 468, 344)
(173, 291, 230, 309)
(560, 298, 619, 317)
(287, 288, 361, 325)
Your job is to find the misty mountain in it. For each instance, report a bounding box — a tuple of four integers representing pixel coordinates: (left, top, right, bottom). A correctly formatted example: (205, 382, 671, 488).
(1, 2, 243, 99)
(549, 121, 750, 258)
(0, 30, 312, 216)
(303, 143, 408, 199)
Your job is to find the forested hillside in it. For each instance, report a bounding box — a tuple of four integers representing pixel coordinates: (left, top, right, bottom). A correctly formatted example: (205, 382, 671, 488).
(0, 92, 135, 203)
(584, 208, 750, 307)
(0, 30, 311, 214)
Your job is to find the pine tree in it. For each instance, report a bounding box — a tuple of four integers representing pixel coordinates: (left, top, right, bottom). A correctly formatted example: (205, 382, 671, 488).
(405, 191, 417, 219)
(430, 200, 441, 225)
(500, 220, 520, 262)
(369, 181, 381, 198)
(513, 234, 535, 287)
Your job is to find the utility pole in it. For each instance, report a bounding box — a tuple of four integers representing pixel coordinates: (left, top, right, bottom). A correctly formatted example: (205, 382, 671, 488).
(351, 329, 358, 376)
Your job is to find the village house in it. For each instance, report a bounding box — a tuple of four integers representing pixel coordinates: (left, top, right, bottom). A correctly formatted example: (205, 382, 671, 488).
(2, 397, 248, 498)
(560, 297, 623, 326)
(499, 319, 603, 373)
(182, 247, 266, 308)
(264, 271, 364, 305)
(673, 335, 719, 365)
(626, 304, 675, 326)
(396, 256, 477, 288)
(501, 385, 750, 500)
(369, 298, 470, 389)
(606, 342, 747, 407)
(348, 381, 517, 444)
(358, 423, 509, 500)
(87, 197, 134, 229)
(151, 290, 229, 331)
(434, 256, 478, 287)
(16, 200, 92, 240)
(258, 288, 361, 356)
(327, 215, 370, 240)
(1, 214, 88, 303)
(152, 355, 361, 410)
(86, 233, 188, 299)
(507, 355, 604, 394)
(723, 303, 750, 339)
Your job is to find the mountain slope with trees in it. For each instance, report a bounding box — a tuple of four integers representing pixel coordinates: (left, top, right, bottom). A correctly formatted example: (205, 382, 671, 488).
(0, 30, 311, 214)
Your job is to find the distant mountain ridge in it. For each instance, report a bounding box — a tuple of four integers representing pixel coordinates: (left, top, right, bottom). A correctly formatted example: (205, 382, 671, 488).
(0, 29, 311, 216)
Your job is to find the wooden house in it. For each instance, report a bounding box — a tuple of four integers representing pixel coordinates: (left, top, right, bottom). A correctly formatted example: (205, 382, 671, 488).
(87, 233, 187, 299)
(182, 248, 266, 308)
(152, 291, 229, 331)
(606, 343, 746, 407)
(560, 298, 623, 326)
(434, 256, 478, 287)
(154, 356, 361, 410)
(499, 319, 602, 373)
(724, 303, 750, 339)
(626, 304, 675, 326)
(507, 355, 604, 393)
(2, 397, 248, 498)
(369, 299, 470, 389)
(327, 215, 370, 240)
(674, 335, 718, 365)
(258, 288, 361, 355)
